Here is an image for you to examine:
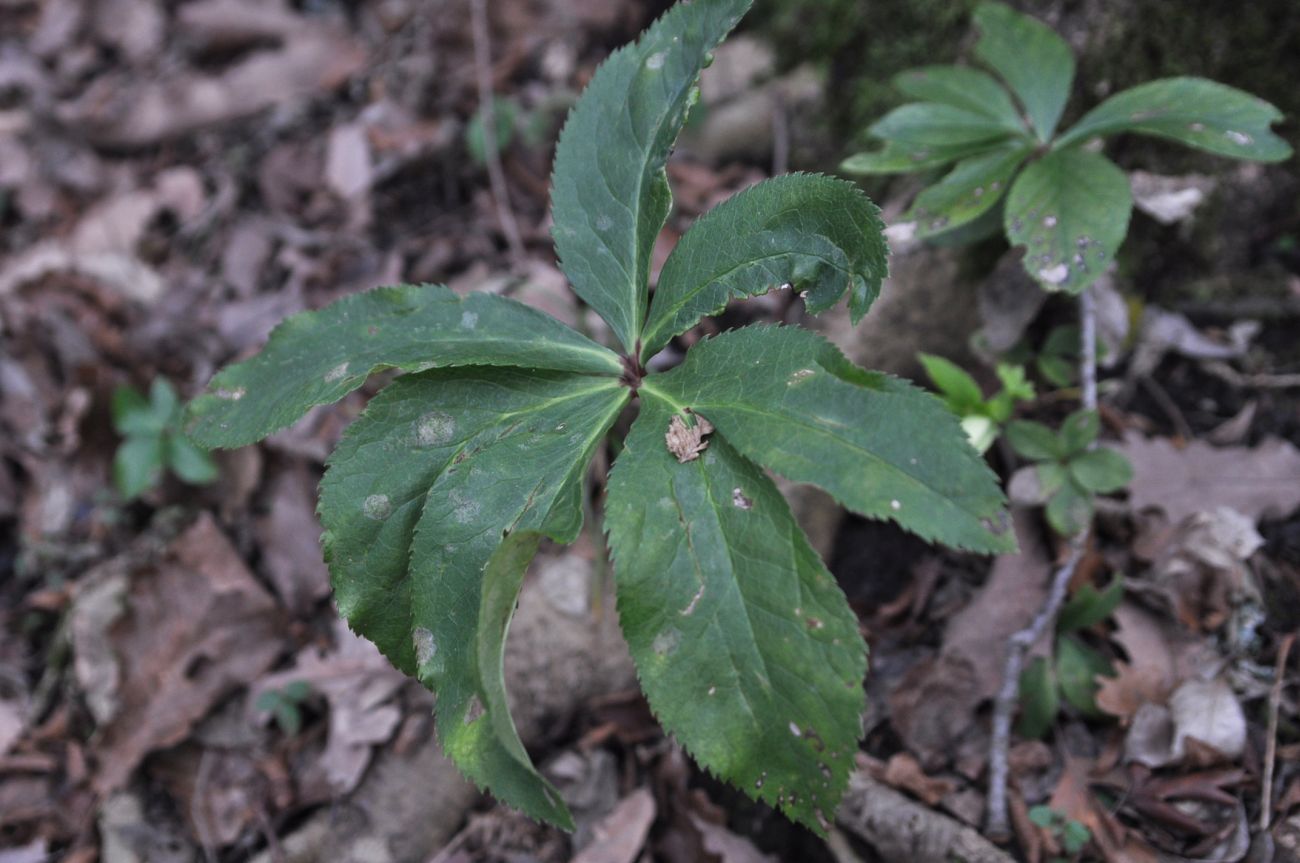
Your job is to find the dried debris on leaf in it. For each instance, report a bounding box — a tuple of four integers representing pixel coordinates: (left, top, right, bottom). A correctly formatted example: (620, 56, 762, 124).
(665, 414, 715, 463)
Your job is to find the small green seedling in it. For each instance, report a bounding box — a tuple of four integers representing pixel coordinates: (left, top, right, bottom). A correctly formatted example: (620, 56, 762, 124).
(466, 97, 520, 166)
(184, 0, 1013, 834)
(1028, 805, 1092, 860)
(920, 353, 1034, 453)
(1006, 410, 1132, 536)
(465, 96, 564, 166)
(112, 378, 218, 499)
(255, 681, 314, 736)
(842, 1, 1292, 295)
(1018, 577, 1123, 738)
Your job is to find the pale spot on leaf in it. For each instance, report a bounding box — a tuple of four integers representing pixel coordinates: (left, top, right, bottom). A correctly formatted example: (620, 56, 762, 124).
(732, 488, 753, 510)
(1038, 263, 1070, 285)
(459, 311, 478, 330)
(464, 694, 485, 725)
(416, 412, 456, 447)
(652, 628, 681, 657)
(680, 584, 705, 616)
(363, 494, 391, 520)
(413, 628, 437, 666)
(325, 361, 350, 383)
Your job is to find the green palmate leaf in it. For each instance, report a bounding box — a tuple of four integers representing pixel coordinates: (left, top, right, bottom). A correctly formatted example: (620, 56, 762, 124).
(1046, 479, 1094, 537)
(643, 326, 1014, 553)
(319, 368, 630, 828)
(840, 140, 998, 176)
(111, 386, 154, 434)
(165, 434, 219, 485)
(185, 285, 621, 449)
(605, 394, 865, 835)
(1055, 77, 1292, 162)
(869, 103, 1019, 149)
(641, 174, 888, 359)
(905, 143, 1031, 239)
(550, 0, 750, 352)
(1017, 656, 1059, 739)
(114, 435, 164, 499)
(973, 2, 1075, 142)
(1069, 448, 1132, 494)
(893, 65, 1026, 132)
(1005, 148, 1132, 294)
(1055, 634, 1113, 716)
(1006, 420, 1066, 462)
(466, 97, 519, 166)
(1059, 409, 1100, 454)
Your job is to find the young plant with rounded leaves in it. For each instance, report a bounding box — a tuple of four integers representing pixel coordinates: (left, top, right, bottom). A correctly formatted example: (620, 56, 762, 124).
(185, 0, 1013, 834)
(842, 1, 1292, 295)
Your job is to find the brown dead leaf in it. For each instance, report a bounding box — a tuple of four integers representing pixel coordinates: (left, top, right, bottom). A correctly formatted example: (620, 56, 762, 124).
(688, 811, 780, 863)
(253, 463, 330, 614)
(1152, 507, 1263, 631)
(71, 515, 284, 794)
(250, 620, 404, 801)
(1097, 603, 1177, 721)
(0, 167, 204, 303)
(570, 788, 657, 863)
(1050, 757, 1162, 863)
(890, 511, 1049, 766)
(881, 752, 957, 806)
(59, 12, 365, 147)
(1120, 433, 1300, 525)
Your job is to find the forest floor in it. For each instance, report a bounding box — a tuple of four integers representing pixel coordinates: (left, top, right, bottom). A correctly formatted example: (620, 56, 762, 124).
(2, 1, 1299, 862)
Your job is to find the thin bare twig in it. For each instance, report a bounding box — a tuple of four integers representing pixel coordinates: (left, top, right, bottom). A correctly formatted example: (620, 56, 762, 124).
(469, 0, 526, 266)
(1262, 633, 1296, 832)
(985, 285, 1099, 840)
(1203, 361, 1300, 390)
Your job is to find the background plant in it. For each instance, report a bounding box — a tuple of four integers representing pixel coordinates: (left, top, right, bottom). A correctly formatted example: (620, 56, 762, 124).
(112, 378, 218, 500)
(1017, 577, 1124, 739)
(1006, 410, 1133, 536)
(920, 353, 1034, 453)
(842, 1, 1292, 296)
(184, 0, 1013, 835)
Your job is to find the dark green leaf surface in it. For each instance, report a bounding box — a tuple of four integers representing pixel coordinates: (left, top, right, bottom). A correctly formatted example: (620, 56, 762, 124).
(550, 0, 751, 352)
(319, 368, 629, 828)
(641, 174, 888, 359)
(1059, 410, 1100, 454)
(869, 103, 1019, 148)
(839, 140, 999, 176)
(905, 143, 1031, 239)
(1005, 148, 1132, 294)
(605, 394, 865, 834)
(643, 326, 1014, 553)
(1055, 635, 1113, 715)
(973, 2, 1075, 142)
(893, 65, 1026, 131)
(1017, 656, 1058, 739)
(1069, 449, 1132, 493)
(186, 285, 621, 449)
(920, 353, 983, 413)
(114, 435, 164, 499)
(165, 435, 219, 485)
(1057, 578, 1124, 633)
(1055, 78, 1292, 162)
(1046, 479, 1094, 536)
